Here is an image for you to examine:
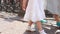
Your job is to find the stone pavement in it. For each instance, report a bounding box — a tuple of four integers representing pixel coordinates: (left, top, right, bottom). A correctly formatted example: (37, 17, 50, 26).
(0, 18, 28, 34)
(0, 12, 60, 34)
(0, 17, 59, 34)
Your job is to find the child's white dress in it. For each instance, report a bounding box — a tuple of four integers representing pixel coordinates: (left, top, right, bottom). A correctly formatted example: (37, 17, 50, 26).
(46, 0, 60, 16)
(24, 0, 46, 22)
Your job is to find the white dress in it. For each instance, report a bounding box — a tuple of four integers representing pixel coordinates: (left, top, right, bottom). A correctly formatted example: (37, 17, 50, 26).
(24, 0, 46, 22)
(46, 0, 60, 16)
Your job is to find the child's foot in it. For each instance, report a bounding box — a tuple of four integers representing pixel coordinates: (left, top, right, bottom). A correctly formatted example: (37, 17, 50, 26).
(39, 30, 47, 34)
(55, 30, 60, 34)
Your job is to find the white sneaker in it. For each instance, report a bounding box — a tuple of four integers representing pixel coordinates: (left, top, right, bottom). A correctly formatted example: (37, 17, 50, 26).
(26, 26, 31, 31)
(40, 30, 47, 34)
(55, 30, 60, 34)
(26, 26, 36, 32)
(31, 27, 36, 32)
(31, 24, 36, 32)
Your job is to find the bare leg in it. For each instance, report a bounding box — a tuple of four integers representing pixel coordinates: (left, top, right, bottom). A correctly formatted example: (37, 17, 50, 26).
(54, 14, 60, 34)
(26, 20, 33, 31)
(54, 14, 60, 22)
(36, 21, 42, 31)
(22, 0, 28, 11)
(54, 14, 60, 28)
(28, 20, 33, 26)
(36, 21, 47, 34)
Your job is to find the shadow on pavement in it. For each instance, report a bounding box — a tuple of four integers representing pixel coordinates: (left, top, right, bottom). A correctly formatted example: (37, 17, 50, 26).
(43, 25, 57, 34)
(23, 30, 39, 34)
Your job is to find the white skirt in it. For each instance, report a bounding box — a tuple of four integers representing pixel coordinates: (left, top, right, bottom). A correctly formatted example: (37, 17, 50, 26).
(46, 0, 60, 16)
(24, 0, 46, 22)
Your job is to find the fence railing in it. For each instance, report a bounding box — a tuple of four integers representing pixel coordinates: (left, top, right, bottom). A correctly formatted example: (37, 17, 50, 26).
(0, 0, 53, 17)
(0, 0, 21, 13)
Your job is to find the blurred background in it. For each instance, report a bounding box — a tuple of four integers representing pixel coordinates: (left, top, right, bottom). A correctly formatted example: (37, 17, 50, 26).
(0, 0, 54, 19)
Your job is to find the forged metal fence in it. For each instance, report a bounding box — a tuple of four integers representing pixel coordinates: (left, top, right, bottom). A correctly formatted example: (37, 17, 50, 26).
(0, 0, 21, 13)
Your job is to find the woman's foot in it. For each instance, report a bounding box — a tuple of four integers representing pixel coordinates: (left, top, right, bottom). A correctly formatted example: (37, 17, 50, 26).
(39, 30, 47, 34)
(26, 26, 31, 31)
(26, 26, 36, 32)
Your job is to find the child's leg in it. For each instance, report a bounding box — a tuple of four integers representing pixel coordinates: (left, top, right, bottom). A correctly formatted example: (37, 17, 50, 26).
(36, 21, 47, 34)
(54, 14, 60, 34)
(54, 14, 60, 27)
(54, 14, 60, 22)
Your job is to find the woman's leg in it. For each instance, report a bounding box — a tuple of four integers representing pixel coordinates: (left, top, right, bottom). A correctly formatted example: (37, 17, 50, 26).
(36, 21, 42, 31)
(36, 21, 47, 34)
(28, 20, 33, 26)
(27, 20, 33, 31)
